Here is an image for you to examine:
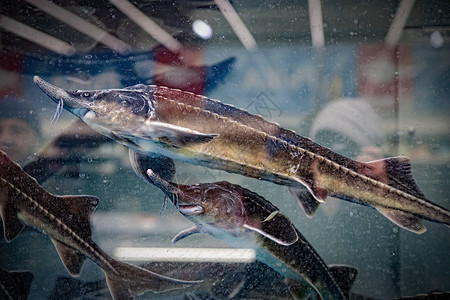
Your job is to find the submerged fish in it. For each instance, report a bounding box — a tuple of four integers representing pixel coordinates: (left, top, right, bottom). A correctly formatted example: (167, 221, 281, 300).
(138, 155, 357, 300)
(0, 150, 196, 300)
(48, 260, 294, 300)
(33, 76, 450, 233)
(0, 268, 34, 300)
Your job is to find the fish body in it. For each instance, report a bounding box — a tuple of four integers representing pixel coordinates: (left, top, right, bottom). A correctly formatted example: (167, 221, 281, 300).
(144, 166, 357, 300)
(0, 150, 195, 299)
(33, 76, 450, 233)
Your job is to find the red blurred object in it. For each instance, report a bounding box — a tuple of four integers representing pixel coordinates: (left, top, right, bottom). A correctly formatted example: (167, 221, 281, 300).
(153, 46, 206, 94)
(0, 52, 23, 98)
(358, 44, 413, 111)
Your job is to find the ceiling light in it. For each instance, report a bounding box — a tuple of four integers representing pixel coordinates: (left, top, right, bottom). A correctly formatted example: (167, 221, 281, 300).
(193, 20, 213, 40)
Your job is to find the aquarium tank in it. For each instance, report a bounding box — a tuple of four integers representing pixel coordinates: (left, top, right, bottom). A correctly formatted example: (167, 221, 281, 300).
(0, 0, 449, 299)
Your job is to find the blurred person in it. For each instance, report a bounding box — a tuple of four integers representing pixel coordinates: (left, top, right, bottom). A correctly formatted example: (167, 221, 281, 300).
(310, 98, 385, 216)
(0, 97, 40, 165)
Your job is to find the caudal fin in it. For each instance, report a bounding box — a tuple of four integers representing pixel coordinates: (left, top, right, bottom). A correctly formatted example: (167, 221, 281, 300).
(364, 156, 425, 198)
(105, 260, 200, 299)
(363, 157, 450, 232)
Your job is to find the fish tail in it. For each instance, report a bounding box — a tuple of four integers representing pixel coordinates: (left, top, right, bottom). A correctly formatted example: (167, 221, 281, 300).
(105, 259, 198, 299)
(362, 156, 450, 232)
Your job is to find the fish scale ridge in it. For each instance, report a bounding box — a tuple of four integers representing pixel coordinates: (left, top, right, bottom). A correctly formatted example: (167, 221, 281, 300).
(160, 97, 439, 209)
(153, 85, 284, 129)
(0, 177, 118, 275)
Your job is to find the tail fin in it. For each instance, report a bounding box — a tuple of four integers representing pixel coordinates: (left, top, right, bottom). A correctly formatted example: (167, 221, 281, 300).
(0, 268, 34, 300)
(363, 157, 450, 232)
(363, 156, 425, 199)
(105, 260, 200, 299)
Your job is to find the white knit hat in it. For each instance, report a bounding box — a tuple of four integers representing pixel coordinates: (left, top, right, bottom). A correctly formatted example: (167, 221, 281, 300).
(310, 98, 384, 148)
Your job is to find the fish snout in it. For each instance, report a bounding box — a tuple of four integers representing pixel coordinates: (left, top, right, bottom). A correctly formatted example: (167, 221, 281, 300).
(34, 76, 91, 116)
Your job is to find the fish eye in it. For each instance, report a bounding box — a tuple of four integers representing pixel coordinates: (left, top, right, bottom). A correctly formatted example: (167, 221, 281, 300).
(82, 92, 90, 98)
(120, 100, 130, 107)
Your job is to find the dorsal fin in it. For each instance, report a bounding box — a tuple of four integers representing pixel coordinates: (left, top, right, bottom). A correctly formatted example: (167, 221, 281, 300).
(365, 157, 426, 199)
(51, 239, 86, 276)
(328, 265, 358, 298)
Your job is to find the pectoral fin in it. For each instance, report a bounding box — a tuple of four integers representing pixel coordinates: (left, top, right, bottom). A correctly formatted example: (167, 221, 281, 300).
(375, 206, 426, 234)
(244, 211, 298, 246)
(172, 226, 202, 244)
(289, 187, 321, 217)
(146, 121, 219, 146)
(51, 239, 86, 276)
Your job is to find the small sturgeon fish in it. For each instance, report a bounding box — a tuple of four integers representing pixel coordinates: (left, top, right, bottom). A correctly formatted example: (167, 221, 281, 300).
(138, 156, 357, 300)
(0, 150, 196, 300)
(33, 76, 450, 233)
(0, 268, 34, 300)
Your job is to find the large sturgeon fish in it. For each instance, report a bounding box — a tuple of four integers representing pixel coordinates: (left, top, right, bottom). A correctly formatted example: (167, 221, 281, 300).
(0, 150, 196, 300)
(33, 76, 450, 233)
(137, 155, 357, 300)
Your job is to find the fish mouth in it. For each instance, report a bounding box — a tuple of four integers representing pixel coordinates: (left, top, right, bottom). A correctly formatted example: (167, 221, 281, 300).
(177, 203, 204, 216)
(34, 76, 90, 118)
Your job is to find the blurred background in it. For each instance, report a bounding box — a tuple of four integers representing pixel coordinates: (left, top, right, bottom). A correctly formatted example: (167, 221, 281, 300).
(0, 0, 449, 299)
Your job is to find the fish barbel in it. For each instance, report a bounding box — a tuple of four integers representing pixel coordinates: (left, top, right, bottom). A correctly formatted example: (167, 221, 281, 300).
(0, 150, 197, 299)
(139, 156, 357, 300)
(33, 76, 450, 233)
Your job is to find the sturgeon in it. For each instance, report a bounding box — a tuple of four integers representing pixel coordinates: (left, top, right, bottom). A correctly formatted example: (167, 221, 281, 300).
(33, 76, 450, 233)
(139, 157, 357, 300)
(0, 150, 196, 300)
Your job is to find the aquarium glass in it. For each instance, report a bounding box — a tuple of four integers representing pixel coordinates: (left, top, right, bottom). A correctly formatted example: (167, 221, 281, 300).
(0, 1, 449, 299)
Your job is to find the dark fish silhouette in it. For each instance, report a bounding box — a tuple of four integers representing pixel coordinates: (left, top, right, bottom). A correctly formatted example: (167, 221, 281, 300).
(0, 268, 34, 300)
(0, 150, 197, 299)
(34, 76, 450, 233)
